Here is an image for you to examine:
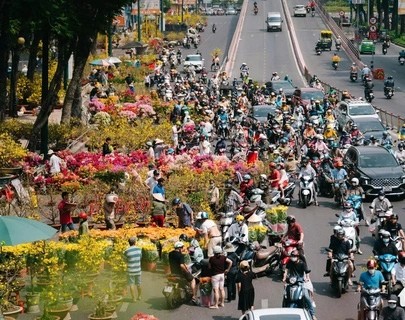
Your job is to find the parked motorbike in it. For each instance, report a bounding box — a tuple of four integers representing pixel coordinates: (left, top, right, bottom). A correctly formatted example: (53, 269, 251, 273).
(299, 175, 314, 208)
(332, 61, 339, 70)
(162, 270, 201, 309)
(326, 249, 350, 298)
(358, 288, 382, 320)
(384, 87, 394, 99)
(350, 72, 358, 82)
(376, 254, 397, 295)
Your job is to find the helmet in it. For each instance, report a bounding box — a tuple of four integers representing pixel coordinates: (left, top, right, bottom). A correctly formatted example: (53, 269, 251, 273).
(343, 202, 352, 209)
(333, 225, 342, 232)
(286, 215, 296, 224)
(351, 178, 359, 186)
(172, 198, 181, 205)
(352, 62, 356, 66)
(269, 162, 277, 168)
(190, 239, 200, 248)
(367, 260, 377, 269)
(174, 241, 184, 249)
(243, 174, 252, 181)
(213, 245, 222, 254)
(388, 76, 393, 80)
(273, 72, 278, 75)
(379, 229, 391, 239)
(78, 212, 87, 220)
(337, 229, 345, 237)
(280, 138, 287, 144)
(378, 190, 385, 197)
(260, 174, 267, 180)
(235, 215, 245, 222)
(290, 249, 299, 257)
(200, 211, 209, 219)
(242, 62, 246, 66)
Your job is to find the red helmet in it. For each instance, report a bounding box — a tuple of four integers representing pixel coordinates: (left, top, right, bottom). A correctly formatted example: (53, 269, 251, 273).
(78, 212, 88, 220)
(269, 162, 277, 168)
(367, 260, 377, 269)
(335, 161, 343, 168)
(399, 252, 405, 260)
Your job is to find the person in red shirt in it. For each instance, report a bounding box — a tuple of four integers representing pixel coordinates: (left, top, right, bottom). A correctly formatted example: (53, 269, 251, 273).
(240, 174, 254, 199)
(58, 192, 75, 233)
(283, 215, 305, 255)
(268, 162, 281, 189)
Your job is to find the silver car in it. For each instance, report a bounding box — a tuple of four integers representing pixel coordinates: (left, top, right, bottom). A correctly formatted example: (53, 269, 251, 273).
(294, 4, 307, 17)
(239, 308, 312, 320)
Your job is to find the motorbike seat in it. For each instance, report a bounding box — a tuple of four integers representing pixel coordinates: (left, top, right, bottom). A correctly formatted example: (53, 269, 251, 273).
(167, 274, 187, 284)
(256, 246, 279, 259)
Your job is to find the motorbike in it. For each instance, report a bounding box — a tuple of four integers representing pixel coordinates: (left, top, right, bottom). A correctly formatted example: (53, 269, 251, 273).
(280, 238, 300, 271)
(219, 211, 235, 242)
(240, 69, 249, 80)
(332, 61, 339, 70)
(384, 87, 394, 99)
(212, 26, 216, 33)
(311, 9, 315, 17)
(350, 72, 358, 82)
(254, 7, 258, 15)
(370, 209, 389, 235)
(365, 89, 374, 102)
(359, 288, 382, 320)
(376, 254, 397, 296)
(336, 43, 341, 51)
(392, 235, 404, 251)
(218, 120, 229, 139)
(347, 194, 363, 221)
(338, 219, 358, 251)
(282, 277, 309, 310)
(315, 47, 322, 55)
(306, 6, 310, 12)
(399, 56, 405, 65)
(162, 270, 201, 309)
(326, 249, 350, 298)
(382, 47, 387, 55)
(299, 175, 314, 208)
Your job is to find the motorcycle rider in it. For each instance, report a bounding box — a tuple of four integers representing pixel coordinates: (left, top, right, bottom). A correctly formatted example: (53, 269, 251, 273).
(356, 260, 385, 320)
(282, 215, 305, 256)
(370, 190, 393, 225)
(282, 249, 317, 320)
(212, 23, 217, 33)
(337, 202, 361, 254)
(325, 227, 354, 279)
(298, 158, 319, 206)
(392, 252, 405, 296)
(384, 75, 395, 96)
(380, 131, 393, 147)
(211, 54, 220, 71)
(382, 40, 389, 53)
(361, 65, 371, 81)
(335, 36, 342, 49)
(271, 72, 280, 81)
(380, 294, 405, 320)
(168, 241, 199, 305)
(227, 215, 249, 249)
(364, 77, 374, 99)
(332, 53, 341, 65)
(347, 177, 366, 224)
(331, 160, 348, 202)
(214, 137, 227, 155)
(398, 49, 405, 62)
(372, 229, 398, 258)
(350, 62, 358, 74)
(382, 213, 405, 249)
(395, 142, 405, 163)
(240, 63, 249, 79)
(240, 174, 254, 200)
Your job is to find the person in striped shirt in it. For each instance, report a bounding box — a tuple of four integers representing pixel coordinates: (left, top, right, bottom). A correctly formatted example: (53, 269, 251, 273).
(124, 237, 142, 302)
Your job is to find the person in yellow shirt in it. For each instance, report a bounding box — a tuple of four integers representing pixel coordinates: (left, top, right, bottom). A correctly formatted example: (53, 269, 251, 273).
(324, 123, 338, 140)
(332, 53, 341, 63)
(324, 109, 335, 123)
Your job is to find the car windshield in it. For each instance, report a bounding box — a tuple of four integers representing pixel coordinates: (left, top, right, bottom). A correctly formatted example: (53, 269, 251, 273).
(186, 56, 201, 62)
(259, 315, 302, 320)
(349, 104, 376, 116)
(356, 120, 384, 133)
(268, 17, 281, 22)
(301, 91, 324, 101)
(295, 5, 305, 8)
(253, 107, 276, 117)
(272, 81, 294, 90)
(359, 153, 398, 168)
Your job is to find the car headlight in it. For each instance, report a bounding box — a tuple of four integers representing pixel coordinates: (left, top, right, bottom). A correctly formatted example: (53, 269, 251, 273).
(360, 176, 369, 185)
(401, 175, 405, 183)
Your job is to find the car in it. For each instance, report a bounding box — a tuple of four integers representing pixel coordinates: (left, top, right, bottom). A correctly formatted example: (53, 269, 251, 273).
(225, 7, 237, 15)
(265, 80, 296, 98)
(216, 8, 225, 15)
(294, 5, 307, 17)
(359, 40, 375, 54)
(239, 307, 312, 320)
(343, 145, 405, 197)
(183, 54, 204, 72)
(346, 117, 386, 141)
(205, 8, 214, 15)
(336, 99, 380, 130)
(251, 104, 277, 123)
(292, 88, 324, 107)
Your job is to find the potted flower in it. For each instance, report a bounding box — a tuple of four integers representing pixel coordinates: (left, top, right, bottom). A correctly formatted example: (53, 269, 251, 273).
(265, 205, 288, 234)
(130, 313, 159, 320)
(248, 225, 268, 244)
(160, 240, 175, 274)
(0, 133, 27, 171)
(138, 240, 159, 272)
(88, 301, 113, 320)
(199, 277, 213, 307)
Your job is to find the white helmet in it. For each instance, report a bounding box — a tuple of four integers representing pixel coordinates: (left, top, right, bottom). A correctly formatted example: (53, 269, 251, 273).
(174, 241, 184, 249)
(351, 178, 359, 186)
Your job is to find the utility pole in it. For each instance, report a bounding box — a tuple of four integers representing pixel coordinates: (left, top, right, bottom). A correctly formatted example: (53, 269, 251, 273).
(137, 0, 142, 41)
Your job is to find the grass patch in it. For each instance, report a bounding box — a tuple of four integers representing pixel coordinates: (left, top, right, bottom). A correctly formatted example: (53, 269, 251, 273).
(321, 0, 350, 12)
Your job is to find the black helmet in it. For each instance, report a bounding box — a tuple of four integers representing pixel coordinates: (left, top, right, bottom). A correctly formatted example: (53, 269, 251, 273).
(378, 190, 385, 197)
(388, 76, 393, 80)
(286, 215, 296, 224)
(172, 198, 181, 205)
(179, 234, 189, 242)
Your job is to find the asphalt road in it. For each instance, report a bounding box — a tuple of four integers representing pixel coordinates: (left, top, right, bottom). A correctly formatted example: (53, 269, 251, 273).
(287, 0, 405, 117)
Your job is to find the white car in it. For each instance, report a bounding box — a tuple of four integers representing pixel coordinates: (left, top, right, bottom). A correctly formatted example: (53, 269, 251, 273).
(183, 54, 204, 72)
(239, 308, 312, 320)
(335, 99, 380, 131)
(294, 5, 307, 17)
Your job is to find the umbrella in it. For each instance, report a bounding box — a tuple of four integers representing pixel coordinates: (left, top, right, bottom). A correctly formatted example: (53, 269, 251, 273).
(106, 57, 122, 64)
(89, 59, 111, 66)
(0, 216, 57, 246)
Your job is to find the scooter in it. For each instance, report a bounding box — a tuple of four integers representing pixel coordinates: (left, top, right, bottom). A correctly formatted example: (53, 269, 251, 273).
(280, 238, 300, 271)
(311, 9, 315, 17)
(332, 61, 339, 70)
(350, 72, 358, 82)
(218, 120, 229, 139)
(299, 175, 314, 208)
(162, 269, 201, 309)
(254, 7, 258, 15)
(219, 211, 235, 241)
(376, 254, 397, 296)
(391, 235, 404, 251)
(399, 56, 405, 65)
(365, 89, 374, 102)
(338, 219, 358, 251)
(382, 47, 387, 55)
(336, 43, 341, 51)
(384, 87, 394, 99)
(282, 277, 307, 309)
(358, 288, 382, 320)
(315, 47, 322, 55)
(326, 249, 350, 298)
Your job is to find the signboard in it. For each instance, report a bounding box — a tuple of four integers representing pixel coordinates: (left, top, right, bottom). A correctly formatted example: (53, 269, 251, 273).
(132, 0, 161, 14)
(369, 25, 377, 32)
(339, 10, 345, 16)
(369, 17, 377, 24)
(399, 0, 405, 15)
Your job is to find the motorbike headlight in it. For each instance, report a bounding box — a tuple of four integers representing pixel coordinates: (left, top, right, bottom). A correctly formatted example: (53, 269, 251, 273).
(289, 277, 297, 284)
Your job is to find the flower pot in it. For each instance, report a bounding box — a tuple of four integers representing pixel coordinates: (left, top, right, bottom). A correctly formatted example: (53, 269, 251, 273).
(88, 312, 113, 320)
(163, 265, 171, 274)
(26, 292, 41, 313)
(34, 317, 60, 320)
(56, 297, 73, 309)
(48, 305, 71, 320)
(3, 305, 23, 319)
(144, 262, 157, 272)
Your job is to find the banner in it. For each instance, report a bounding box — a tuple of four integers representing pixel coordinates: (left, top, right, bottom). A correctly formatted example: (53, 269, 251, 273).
(399, 0, 405, 15)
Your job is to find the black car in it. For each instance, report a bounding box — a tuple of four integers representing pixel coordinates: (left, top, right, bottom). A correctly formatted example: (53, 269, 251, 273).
(349, 117, 386, 141)
(251, 104, 277, 123)
(344, 146, 405, 197)
(265, 80, 296, 98)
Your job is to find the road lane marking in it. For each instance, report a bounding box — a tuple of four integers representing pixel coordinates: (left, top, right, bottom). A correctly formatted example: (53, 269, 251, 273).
(119, 302, 129, 312)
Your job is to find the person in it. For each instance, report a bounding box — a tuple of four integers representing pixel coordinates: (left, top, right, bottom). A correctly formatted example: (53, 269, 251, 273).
(364, 77, 374, 98)
(124, 237, 142, 302)
(337, 201, 361, 254)
(357, 260, 385, 320)
(212, 23, 216, 33)
(78, 212, 89, 236)
(102, 137, 113, 156)
(331, 160, 348, 201)
(380, 131, 393, 147)
(282, 249, 317, 320)
(224, 242, 239, 302)
(399, 49, 405, 62)
(208, 246, 232, 309)
(151, 193, 167, 227)
(382, 213, 405, 248)
(172, 198, 194, 228)
(350, 62, 358, 74)
(240, 63, 249, 77)
(152, 178, 166, 199)
(394, 142, 405, 163)
(171, 122, 181, 148)
(48, 149, 63, 175)
(298, 158, 318, 205)
(373, 229, 398, 257)
(270, 72, 280, 81)
(199, 211, 222, 257)
(236, 260, 255, 315)
(384, 76, 395, 95)
(227, 215, 249, 245)
(169, 241, 198, 304)
(211, 54, 220, 70)
(125, 73, 134, 86)
(379, 294, 405, 320)
(208, 179, 219, 214)
(223, 181, 244, 213)
(283, 215, 305, 255)
(370, 190, 393, 221)
(361, 65, 371, 80)
(104, 192, 118, 230)
(144, 170, 160, 193)
(335, 36, 342, 47)
(332, 53, 341, 63)
(392, 252, 405, 296)
(58, 192, 75, 233)
(347, 177, 366, 223)
(324, 226, 353, 278)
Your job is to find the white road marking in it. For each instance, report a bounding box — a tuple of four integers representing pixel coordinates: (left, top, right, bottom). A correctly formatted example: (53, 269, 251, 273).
(119, 302, 129, 312)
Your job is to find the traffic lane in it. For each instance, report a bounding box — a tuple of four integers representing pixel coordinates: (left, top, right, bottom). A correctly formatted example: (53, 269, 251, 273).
(232, 0, 305, 86)
(288, 0, 405, 115)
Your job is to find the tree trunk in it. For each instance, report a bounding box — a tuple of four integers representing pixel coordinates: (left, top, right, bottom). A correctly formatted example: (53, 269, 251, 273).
(382, 0, 389, 29)
(0, 5, 10, 121)
(61, 32, 97, 124)
(8, 48, 21, 117)
(71, 83, 82, 120)
(392, 0, 398, 32)
(376, 0, 382, 23)
(401, 15, 405, 34)
(27, 32, 40, 81)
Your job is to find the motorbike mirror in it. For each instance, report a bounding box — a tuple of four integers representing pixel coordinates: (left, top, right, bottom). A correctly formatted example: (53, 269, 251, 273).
(241, 234, 245, 237)
(335, 213, 339, 218)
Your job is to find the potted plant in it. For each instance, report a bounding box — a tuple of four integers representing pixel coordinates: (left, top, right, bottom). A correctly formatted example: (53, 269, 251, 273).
(138, 240, 159, 272)
(248, 225, 268, 244)
(88, 301, 113, 320)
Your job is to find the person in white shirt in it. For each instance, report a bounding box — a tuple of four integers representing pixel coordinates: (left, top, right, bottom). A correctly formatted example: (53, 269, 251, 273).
(198, 212, 222, 257)
(48, 150, 63, 175)
(199, 136, 211, 155)
(144, 170, 160, 192)
(227, 215, 249, 244)
(392, 252, 405, 295)
(172, 122, 181, 148)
